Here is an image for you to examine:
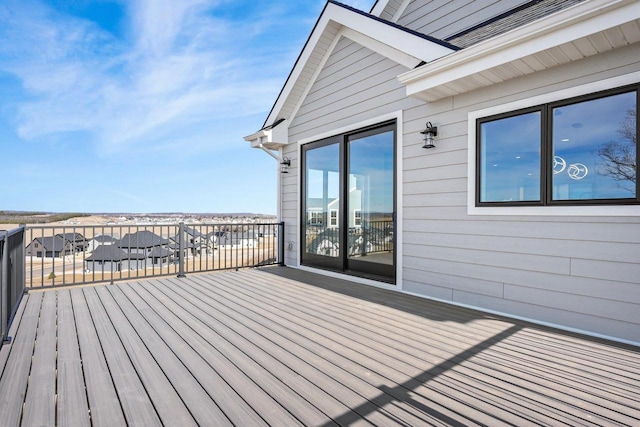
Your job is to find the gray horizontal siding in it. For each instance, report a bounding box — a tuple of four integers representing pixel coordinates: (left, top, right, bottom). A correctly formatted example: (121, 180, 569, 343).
(278, 11, 640, 342)
(289, 38, 417, 141)
(401, 39, 640, 342)
(451, 289, 640, 342)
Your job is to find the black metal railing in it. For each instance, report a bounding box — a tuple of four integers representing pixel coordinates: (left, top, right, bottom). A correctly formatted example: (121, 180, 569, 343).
(305, 220, 393, 256)
(24, 222, 284, 289)
(1, 226, 26, 343)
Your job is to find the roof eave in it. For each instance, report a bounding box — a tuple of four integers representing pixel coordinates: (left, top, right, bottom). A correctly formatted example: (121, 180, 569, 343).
(398, 0, 640, 102)
(244, 1, 456, 145)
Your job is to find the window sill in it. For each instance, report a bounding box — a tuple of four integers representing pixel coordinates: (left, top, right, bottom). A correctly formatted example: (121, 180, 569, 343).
(467, 204, 640, 217)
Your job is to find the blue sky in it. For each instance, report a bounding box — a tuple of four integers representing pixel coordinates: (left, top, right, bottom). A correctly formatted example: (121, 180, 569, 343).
(0, 0, 375, 214)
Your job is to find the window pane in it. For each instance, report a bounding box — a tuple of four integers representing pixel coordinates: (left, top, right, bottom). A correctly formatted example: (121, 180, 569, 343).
(304, 143, 340, 257)
(552, 92, 636, 200)
(347, 130, 394, 267)
(479, 112, 541, 202)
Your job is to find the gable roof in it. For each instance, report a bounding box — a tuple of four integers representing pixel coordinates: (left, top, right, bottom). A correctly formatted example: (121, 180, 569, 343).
(86, 245, 146, 262)
(32, 236, 69, 252)
(56, 232, 85, 243)
(244, 0, 456, 148)
(118, 231, 168, 249)
(91, 235, 118, 243)
(398, 0, 640, 101)
(148, 247, 173, 258)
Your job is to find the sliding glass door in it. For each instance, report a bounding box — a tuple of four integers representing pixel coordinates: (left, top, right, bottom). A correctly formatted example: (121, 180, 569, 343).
(301, 122, 396, 282)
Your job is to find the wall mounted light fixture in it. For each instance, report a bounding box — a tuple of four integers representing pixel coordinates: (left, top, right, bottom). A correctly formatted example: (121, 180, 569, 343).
(280, 157, 291, 173)
(421, 122, 438, 149)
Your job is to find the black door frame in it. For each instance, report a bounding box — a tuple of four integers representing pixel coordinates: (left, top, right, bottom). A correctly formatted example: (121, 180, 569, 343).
(300, 120, 396, 283)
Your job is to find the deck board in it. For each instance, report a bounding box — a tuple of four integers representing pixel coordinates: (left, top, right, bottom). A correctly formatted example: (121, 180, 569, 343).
(93, 286, 198, 426)
(233, 270, 638, 424)
(82, 287, 162, 426)
(70, 288, 126, 427)
(185, 273, 494, 426)
(0, 292, 42, 427)
(107, 285, 233, 427)
(22, 291, 57, 426)
(123, 281, 269, 427)
(56, 290, 91, 427)
(193, 272, 570, 426)
(0, 266, 639, 426)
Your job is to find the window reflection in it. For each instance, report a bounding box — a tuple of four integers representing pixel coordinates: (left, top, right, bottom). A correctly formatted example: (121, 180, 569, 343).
(477, 86, 638, 205)
(552, 92, 636, 200)
(305, 143, 340, 258)
(347, 130, 394, 265)
(479, 111, 541, 202)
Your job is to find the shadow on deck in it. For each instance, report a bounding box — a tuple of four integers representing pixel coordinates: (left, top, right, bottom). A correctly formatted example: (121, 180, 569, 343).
(1, 266, 639, 426)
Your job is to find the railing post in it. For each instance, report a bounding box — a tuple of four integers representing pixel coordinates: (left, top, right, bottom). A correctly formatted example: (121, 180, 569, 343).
(278, 222, 285, 266)
(1, 234, 7, 343)
(17, 225, 25, 296)
(177, 222, 186, 278)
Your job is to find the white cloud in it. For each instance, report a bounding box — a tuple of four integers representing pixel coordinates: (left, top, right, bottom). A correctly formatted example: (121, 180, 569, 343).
(0, 0, 303, 154)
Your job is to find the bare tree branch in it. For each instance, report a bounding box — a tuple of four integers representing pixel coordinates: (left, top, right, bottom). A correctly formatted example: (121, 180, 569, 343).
(596, 108, 636, 191)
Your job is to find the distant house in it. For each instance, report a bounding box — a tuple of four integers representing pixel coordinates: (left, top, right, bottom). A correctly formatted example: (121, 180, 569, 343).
(148, 247, 173, 266)
(56, 232, 87, 252)
(86, 235, 119, 252)
(170, 227, 212, 256)
(216, 232, 258, 250)
(26, 236, 73, 258)
(118, 231, 169, 255)
(85, 245, 147, 272)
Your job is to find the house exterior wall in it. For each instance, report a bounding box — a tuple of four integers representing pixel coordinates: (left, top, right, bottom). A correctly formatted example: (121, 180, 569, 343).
(400, 42, 640, 343)
(285, 37, 420, 267)
(85, 261, 121, 273)
(395, 0, 532, 39)
(283, 32, 640, 343)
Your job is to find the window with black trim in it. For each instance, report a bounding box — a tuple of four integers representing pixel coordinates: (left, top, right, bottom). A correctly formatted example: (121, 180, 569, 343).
(477, 85, 638, 206)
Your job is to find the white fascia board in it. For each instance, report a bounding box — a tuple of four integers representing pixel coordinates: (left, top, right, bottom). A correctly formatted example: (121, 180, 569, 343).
(265, 2, 455, 126)
(340, 27, 421, 69)
(398, 0, 640, 96)
(330, 5, 455, 64)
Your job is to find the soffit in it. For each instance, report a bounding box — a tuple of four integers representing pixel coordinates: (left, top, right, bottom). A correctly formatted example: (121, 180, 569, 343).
(398, 0, 640, 102)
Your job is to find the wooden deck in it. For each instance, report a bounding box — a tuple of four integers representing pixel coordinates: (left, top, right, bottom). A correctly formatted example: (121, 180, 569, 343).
(1, 267, 639, 426)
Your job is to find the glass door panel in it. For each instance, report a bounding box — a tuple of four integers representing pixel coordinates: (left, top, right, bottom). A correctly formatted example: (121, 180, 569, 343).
(300, 122, 396, 282)
(346, 129, 395, 278)
(302, 141, 342, 269)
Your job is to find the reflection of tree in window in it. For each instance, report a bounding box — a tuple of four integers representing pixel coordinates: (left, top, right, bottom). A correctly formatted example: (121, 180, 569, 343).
(597, 107, 636, 192)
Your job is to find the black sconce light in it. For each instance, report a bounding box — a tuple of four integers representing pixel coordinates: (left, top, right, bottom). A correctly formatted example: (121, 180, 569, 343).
(280, 157, 291, 173)
(421, 122, 438, 149)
